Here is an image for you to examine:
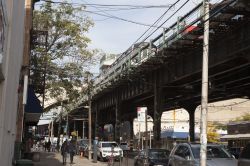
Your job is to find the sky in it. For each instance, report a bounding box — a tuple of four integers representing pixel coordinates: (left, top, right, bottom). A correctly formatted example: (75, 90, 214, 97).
(35, 0, 226, 58)
(82, 0, 202, 54)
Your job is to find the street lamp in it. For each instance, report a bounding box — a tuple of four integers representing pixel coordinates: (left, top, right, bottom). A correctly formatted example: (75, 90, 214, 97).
(88, 101, 92, 160)
(85, 72, 92, 160)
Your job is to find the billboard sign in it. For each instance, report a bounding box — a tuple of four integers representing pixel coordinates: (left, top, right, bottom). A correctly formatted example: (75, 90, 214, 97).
(137, 107, 147, 122)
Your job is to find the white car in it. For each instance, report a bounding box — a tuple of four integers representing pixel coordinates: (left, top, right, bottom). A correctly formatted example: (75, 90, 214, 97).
(97, 141, 123, 161)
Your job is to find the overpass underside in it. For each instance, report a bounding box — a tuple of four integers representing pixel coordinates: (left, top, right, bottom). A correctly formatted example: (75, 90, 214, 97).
(91, 0, 250, 144)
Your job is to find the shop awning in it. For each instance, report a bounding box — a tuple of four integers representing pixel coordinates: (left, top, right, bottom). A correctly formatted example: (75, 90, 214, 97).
(221, 134, 250, 140)
(25, 86, 43, 125)
(161, 131, 189, 139)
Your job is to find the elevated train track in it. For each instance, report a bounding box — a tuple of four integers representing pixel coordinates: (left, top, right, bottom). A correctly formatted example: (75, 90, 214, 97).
(72, 0, 250, 142)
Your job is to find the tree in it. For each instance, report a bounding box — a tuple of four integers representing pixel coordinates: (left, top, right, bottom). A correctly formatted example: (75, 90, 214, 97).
(232, 113, 250, 122)
(31, 1, 99, 105)
(207, 122, 220, 143)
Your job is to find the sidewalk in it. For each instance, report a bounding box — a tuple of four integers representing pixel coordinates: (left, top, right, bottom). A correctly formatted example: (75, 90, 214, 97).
(34, 152, 107, 166)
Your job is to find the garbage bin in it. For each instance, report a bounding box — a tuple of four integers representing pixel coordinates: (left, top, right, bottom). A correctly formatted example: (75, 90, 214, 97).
(15, 159, 34, 166)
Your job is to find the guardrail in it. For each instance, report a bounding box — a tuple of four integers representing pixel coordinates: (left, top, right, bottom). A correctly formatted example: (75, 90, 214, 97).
(92, 2, 205, 94)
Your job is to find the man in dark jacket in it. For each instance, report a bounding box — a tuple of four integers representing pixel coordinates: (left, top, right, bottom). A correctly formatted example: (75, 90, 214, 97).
(68, 140, 76, 164)
(61, 140, 69, 165)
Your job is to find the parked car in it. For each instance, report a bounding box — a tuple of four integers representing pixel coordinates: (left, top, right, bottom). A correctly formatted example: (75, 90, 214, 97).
(238, 143, 250, 166)
(97, 141, 123, 161)
(120, 142, 130, 151)
(168, 143, 237, 166)
(134, 148, 170, 166)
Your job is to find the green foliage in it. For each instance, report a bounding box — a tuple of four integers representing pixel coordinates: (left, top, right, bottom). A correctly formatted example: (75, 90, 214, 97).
(207, 123, 220, 143)
(232, 113, 250, 122)
(213, 122, 227, 130)
(31, 1, 99, 104)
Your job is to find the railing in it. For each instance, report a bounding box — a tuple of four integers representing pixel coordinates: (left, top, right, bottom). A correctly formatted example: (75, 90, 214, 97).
(64, 0, 241, 112)
(92, 2, 204, 94)
(92, 0, 237, 96)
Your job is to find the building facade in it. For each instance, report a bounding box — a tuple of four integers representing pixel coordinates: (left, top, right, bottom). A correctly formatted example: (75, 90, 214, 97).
(0, 0, 26, 165)
(222, 121, 250, 149)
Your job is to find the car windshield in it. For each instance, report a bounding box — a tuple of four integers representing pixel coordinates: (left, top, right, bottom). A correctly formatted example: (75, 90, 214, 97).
(149, 150, 169, 159)
(192, 146, 232, 159)
(102, 143, 118, 148)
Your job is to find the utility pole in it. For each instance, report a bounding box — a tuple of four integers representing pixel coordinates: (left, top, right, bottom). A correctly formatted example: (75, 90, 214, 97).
(200, 0, 209, 166)
(87, 73, 92, 160)
(82, 120, 85, 139)
(138, 122, 141, 150)
(51, 119, 54, 142)
(144, 108, 149, 166)
(57, 104, 63, 151)
(149, 130, 152, 149)
(66, 110, 69, 139)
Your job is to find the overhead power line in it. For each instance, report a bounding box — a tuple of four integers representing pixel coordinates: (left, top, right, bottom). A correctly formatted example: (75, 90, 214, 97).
(141, 0, 191, 43)
(133, 0, 181, 45)
(84, 10, 164, 28)
(81, 0, 171, 29)
(37, 0, 171, 28)
(40, 0, 172, 8)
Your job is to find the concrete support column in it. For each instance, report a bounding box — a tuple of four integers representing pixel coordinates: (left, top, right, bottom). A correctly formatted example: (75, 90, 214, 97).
(188, 110, 195, 142)
(94, 103, 99, 139)
(129, 119, 134, 141)
(115, 97, 121, 142)
(153, 71, 163, 146)
(180, 103, 197, 142)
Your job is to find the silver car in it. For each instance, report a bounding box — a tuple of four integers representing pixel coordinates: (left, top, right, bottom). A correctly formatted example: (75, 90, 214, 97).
(168, 143, 237, 166)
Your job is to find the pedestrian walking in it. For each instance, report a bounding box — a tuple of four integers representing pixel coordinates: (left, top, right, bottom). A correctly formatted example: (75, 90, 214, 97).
(47, 140, 51, 152)
(61, 140, 69, 165)
(68, 140, 76, 164)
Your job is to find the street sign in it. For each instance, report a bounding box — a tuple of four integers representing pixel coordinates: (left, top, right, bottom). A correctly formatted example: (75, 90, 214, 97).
(137, 107, 147, 122)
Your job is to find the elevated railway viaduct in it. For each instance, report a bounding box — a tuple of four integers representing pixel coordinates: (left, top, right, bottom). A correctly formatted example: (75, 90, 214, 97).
(80, 0, 250, 144)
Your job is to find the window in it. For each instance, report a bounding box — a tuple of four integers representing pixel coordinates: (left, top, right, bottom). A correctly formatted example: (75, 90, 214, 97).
(102, 142, 118, 148)
(191, 146, 232, 159)
(148, 150, 170, 159)
(175, 145, 190, 158)
(139, 150, 145, 157)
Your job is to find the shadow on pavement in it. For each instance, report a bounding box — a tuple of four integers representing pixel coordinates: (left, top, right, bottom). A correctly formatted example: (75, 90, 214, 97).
(34, 152, 63, 166)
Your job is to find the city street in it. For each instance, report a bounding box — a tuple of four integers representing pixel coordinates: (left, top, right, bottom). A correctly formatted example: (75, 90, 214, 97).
(1, 0, 250, 165)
